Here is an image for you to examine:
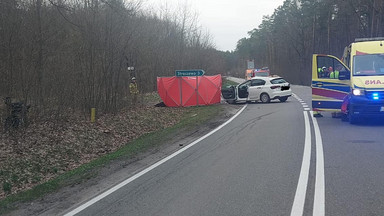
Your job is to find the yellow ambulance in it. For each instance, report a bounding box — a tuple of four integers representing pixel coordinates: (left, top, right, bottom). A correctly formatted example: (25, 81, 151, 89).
(312, 37, 384, 124)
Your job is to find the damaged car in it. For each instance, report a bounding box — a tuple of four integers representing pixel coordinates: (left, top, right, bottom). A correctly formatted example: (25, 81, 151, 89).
(222, 77, 292, 104)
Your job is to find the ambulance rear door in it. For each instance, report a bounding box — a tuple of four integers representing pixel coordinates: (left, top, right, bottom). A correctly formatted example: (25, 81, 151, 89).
(312, 54, 351, 112)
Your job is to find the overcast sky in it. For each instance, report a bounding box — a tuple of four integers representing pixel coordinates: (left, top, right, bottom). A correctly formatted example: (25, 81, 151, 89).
(143, 0, 285, 51)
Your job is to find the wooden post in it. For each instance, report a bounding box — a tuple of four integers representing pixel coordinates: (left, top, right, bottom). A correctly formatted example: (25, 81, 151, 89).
(196, 76, 199, 106)
(179, 77, 183, 107)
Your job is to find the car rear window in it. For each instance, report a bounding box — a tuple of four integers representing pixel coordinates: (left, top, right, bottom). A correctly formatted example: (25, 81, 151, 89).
(270, 78, 287, 84)
(251, 79, 266, 86)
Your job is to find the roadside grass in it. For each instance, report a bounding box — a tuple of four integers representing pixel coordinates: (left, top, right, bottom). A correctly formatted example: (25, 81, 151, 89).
(0, 104, 222, 214)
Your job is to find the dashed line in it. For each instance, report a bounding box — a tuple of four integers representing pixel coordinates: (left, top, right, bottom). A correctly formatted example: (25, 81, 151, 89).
(294, 93, 311, 111)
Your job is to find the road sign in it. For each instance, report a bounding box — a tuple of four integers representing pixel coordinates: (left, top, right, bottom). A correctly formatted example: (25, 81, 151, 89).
(175, 70, 205, 77)
(247, 60, 255, 69)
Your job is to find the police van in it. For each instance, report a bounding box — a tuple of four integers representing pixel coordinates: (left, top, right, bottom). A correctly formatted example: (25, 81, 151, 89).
(312, 37, 384, 124)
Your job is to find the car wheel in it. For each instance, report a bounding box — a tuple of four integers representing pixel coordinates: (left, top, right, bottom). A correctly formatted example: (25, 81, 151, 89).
(279, 96, 288, 102)
(260, 93, 270, 103)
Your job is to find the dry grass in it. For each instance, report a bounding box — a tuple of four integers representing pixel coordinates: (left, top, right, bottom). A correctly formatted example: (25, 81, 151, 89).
(0, 93, 186, 199)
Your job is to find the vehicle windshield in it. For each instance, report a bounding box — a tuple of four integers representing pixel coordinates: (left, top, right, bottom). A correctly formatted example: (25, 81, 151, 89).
(254, 72, 269, 77)
(238, 80, 251, 88)
(353, 54, 384, 76)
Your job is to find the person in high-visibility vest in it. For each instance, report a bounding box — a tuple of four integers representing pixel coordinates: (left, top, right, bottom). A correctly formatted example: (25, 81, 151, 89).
(330, 70, 339, 79)
(330, 65, 341, 79)
(328, 66, 333, 77)
(129, 77, 139, 106)
(317, 67, 324, 78)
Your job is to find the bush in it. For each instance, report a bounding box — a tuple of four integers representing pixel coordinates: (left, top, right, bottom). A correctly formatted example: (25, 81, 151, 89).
(2, 182, 11, 194)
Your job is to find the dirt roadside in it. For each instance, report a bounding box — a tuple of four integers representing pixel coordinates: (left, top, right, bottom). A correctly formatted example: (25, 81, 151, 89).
(4, 103, 244, 216)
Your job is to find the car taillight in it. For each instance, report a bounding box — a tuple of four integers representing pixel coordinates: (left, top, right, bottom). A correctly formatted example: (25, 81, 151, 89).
(270, 85, 280, 89)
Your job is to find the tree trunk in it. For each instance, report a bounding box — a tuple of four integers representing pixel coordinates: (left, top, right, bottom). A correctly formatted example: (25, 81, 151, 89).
(36, 0, 44, 106)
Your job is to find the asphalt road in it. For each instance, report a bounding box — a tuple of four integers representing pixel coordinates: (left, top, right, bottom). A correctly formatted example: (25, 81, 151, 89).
(63, 84, 384, 216)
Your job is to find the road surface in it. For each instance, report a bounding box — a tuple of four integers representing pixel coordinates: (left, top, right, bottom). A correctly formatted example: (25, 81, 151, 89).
(63, 84, 384, 216)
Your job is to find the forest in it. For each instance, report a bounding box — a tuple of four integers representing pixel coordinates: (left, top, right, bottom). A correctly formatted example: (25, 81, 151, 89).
(0, 0, 225, 115)
(1, 0, 384, 115)
(235, 0, 384, 85)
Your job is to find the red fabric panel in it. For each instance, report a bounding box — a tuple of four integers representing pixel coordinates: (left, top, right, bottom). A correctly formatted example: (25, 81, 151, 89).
(157, 77, 180, 107)
(157, 77, 166, 102)
(211, 74, 222, 104)
(157, 75, 222, 107)
(195, 76, 206, 105)
(167, 77, 181, 106)
(198, 75, 222, 105)
(181, 77, 197, 106)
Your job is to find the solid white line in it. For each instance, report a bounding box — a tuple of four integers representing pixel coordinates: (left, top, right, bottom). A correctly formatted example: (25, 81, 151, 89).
(310, 112, 325, 216)
(63, 104, 248, 216)
(290, 111, 312, 216)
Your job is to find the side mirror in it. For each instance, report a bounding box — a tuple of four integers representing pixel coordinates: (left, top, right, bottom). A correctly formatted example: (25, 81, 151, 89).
(338, 71, 350, 80)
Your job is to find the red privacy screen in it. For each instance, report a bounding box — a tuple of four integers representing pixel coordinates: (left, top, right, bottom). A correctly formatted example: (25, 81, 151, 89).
(157, 75, 222, 107)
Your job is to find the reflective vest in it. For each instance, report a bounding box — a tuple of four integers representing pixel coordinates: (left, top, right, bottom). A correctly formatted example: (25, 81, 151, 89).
(129, 82, 139, 95)
(318, 68, 324, 78)
(330, 70, 339, 79)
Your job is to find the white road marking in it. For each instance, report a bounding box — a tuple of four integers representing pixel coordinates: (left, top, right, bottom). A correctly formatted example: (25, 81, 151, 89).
(63, 105, 248, 216)
(293, 94, 309, 110)
(310, 112, 325, 216)
(290, 111, 312, 216)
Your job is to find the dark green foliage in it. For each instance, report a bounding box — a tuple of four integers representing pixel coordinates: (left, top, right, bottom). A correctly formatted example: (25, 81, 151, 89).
(2, 182, 11, 194)
(234, 0, 384, 85)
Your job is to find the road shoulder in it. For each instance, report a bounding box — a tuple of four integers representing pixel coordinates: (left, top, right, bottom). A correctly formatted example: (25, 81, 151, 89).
(6, 104, 243, 216)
